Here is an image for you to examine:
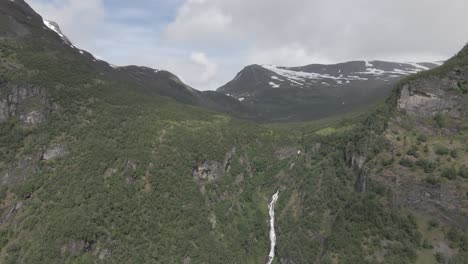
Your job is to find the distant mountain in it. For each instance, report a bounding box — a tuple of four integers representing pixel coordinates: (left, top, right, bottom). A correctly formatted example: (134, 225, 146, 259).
(218, 61, 442, 121)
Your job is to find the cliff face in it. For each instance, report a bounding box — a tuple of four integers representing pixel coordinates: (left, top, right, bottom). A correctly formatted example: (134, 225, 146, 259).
(398, 68, 467, 120)
(0, 84, 59, 126)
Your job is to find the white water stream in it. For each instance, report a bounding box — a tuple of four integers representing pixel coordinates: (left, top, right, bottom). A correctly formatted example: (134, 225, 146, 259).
(266, 190, 279, 264)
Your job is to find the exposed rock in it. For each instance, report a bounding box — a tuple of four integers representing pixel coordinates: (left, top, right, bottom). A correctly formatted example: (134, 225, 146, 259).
(1, 153, 40, 185)
(104, 167, 117, 178)
(234, 173, 244, 185)
(42, 144, 66, 160)
(398, 75, 467, 119)
(208, 212, 217, 229)
(356, 170, 368, 193)
(274, 147, 298, 160)
(19, 110, 45, 125)
(193, 148, 236, 183)
(0, 201, 23, 224)
(223, 147, 236, 172)
(433, 241, 456, 260)
(345, 143, 367, 170)
(98, 249, 111, 260)
(124, 160, 137, 184)
(62, 239, 96, 255)
(193, 160, 225, 182)
(309, 143, 321, 156)
(377, 168, 468, 229)
(0, 84, 58, 125)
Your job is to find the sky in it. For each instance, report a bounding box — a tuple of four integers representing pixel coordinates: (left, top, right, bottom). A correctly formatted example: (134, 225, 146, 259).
(27, 0, 468, 91)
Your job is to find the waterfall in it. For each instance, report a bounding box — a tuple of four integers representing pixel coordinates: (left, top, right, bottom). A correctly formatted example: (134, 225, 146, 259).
(267, 190, 279, 264)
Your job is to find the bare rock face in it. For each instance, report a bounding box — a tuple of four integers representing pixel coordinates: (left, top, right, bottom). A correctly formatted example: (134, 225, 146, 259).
(62, 240, 96, 255)
(397, 67, 468, 119)
(193, 147, 236, 183)
(345, 143, 367, 170)
(20, 110, 45, 125)
(1, 154, 40, 185)
(42, 144, 66, 160)
(398, 78, 462, 118)
(274, 147, 299, 160)
(385, 174, 468, 229)
(0, 201, 23, 224)
(0, 84, 58, 125)
(193, 161, 225, 182)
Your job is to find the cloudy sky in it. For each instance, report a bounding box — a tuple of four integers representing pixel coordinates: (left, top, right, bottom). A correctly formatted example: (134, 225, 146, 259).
(27, 0, 468, 90)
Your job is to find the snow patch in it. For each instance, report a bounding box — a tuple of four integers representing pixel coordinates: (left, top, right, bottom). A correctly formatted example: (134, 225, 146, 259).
(365, 60, 374, 67)
(43, 20, 65, 39)
(271, 76, 284, 81)
(262, 65, 368, 85)
(269, 82, 280, 88)
(405, 62, 429, 70)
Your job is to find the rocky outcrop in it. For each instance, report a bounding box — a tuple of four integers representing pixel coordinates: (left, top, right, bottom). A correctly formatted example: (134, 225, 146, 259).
(274, 147, 299, 160)
(398, 68, 467, 119)
(345, 143, 367, 170)
(0, 201, 23, 224)
(375, 166, 468, 229)
(0, 84, 58, 125)
(62, 240, 96, 255)
(42, 144, 66, 161)
(345, 143, 368, 192)
(1, 153, 40, 185)
(193, 161, 225, 182)
(397, 180, 467, 228)
(193, 147, 236, 183)
(123, 160, 138, 184)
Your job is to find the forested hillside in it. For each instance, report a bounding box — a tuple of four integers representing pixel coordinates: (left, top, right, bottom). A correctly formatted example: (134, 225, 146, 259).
(0, 1, 466, 263)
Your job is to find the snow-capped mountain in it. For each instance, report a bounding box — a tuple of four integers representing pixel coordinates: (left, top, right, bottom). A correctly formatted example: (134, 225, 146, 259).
(218, 61, 442, 100)
(216, 61, 442, 121)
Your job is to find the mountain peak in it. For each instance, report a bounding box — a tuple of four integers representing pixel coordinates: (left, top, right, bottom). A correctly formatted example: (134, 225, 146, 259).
(42, 19, 71, 44)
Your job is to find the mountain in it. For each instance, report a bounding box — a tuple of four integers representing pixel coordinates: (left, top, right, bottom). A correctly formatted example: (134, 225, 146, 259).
(218, 61, 441, 121)
(0, 1, 467, 263)
(0, 0, 249, 121)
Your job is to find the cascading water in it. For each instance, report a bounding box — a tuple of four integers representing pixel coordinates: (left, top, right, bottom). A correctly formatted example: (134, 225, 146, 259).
(266, 190, 279, 264)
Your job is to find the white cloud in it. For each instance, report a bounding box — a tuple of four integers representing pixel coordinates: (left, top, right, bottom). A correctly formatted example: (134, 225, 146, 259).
(246, 43, 332, 66)
(166, 0, 468, 62)
(190, 52, 218, 82)
(164, 3, 232, 45)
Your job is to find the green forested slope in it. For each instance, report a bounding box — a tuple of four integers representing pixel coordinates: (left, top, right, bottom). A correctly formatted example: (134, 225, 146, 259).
(0, 1, 466, 263)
